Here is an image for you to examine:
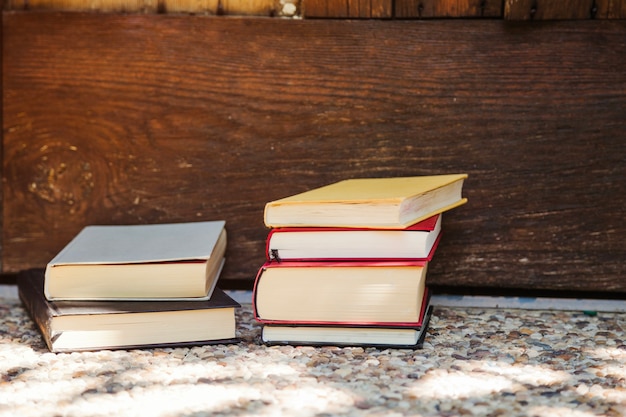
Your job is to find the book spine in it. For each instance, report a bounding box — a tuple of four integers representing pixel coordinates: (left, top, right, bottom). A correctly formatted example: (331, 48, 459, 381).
(251, 264, 267, 321)
(18, 274, 55, 351)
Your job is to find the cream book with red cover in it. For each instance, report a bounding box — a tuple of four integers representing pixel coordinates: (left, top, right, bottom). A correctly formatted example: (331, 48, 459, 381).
(264, 174, 467, 229)
(266, 214, 442, 262)
(252, 260, 428, 327)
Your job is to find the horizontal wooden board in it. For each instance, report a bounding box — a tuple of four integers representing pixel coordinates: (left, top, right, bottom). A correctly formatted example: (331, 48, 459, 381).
(304, 0, 392, 17)
(5, 0, 625, 18)
(595, 0, 626, 18)
(3, 0, 292, 16)
(3, 13, 626, 293)
(505, 0, 593, 20)
(504, 0, 626, 20)
(395, 0, 502, 18)
(307, 0, 625, 19)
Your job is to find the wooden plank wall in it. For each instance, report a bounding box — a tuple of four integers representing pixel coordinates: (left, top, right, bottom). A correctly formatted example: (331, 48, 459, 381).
(0, 8, 2, 282)
(4, 0, 626, 18)
(3, 13, 625, 294)
(3, 0, 295, 16)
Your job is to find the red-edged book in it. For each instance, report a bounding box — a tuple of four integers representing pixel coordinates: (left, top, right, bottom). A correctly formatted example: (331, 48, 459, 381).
(260, 301, 433, 348)
(253, 260, 429, 327)
(266, 214, 442, 262)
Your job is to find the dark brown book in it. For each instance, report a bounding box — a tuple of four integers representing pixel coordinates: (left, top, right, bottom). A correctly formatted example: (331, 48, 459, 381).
(18, 269, 240, 353)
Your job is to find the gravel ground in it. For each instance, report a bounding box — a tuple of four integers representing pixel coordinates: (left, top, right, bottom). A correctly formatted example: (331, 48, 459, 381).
(1, 297, 624, 417)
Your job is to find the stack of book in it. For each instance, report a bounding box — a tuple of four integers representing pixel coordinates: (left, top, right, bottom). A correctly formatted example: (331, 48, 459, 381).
(253, 174, 468, 348)
(18, 220, 240, 352)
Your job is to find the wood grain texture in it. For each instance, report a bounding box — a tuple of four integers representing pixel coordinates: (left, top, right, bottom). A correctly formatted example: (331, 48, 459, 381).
(304, 0, 391, 17)
(3, 13, 626, 293)
(395, 0, 502, 18)
(595, 0, 626, 18)
(305, 0, 501, 18)
(302, 0, 327, 16)
(0, 7, 2, 250)
(504, 0, 595, 20)
(5, 0, 159, 12)
(4, 0, 288, 16)
(4, 0, 624, 18)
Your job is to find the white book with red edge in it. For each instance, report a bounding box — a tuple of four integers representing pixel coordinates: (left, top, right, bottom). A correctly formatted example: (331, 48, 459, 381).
(266, 214, 442, 262)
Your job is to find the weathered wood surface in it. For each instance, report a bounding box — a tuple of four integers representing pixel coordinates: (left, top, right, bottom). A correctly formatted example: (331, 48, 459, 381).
(304, 0, 392, 17)
(5, 0, 626, 18)
(394, 0, 502, 18)
(304, 0, 625, 18)
(3, 0, 293, 16)
(504, 0, 595, 20)
(3, 13, 626, 292)
(504, 0, 626, 20)
(595, 0, 626, 18)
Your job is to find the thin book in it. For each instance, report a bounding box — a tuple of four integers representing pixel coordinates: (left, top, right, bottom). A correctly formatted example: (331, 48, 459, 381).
(261, 302, 433, 349)
(266, 214, 442, 261)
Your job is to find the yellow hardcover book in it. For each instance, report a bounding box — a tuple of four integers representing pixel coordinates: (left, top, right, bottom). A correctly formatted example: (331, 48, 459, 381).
(264, 174, 468, 229)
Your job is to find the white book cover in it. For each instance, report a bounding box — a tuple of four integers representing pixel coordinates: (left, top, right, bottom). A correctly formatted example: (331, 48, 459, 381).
(44, 220, 227, 301)
(48, 220, 226, 265)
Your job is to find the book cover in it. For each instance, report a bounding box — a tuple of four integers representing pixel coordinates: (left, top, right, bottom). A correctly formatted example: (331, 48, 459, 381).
(261, 303, 433, 349)
(44, 220, 227, 300)
(264, 174, 467, 229)
(266, 214, 442, 261)
(252, 260, 428, 327)
(19, 269, 240, 353)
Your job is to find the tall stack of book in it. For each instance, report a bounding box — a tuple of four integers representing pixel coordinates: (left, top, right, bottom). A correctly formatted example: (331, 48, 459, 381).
(253, 174, 468, 348)
(18, 220, 240, 352)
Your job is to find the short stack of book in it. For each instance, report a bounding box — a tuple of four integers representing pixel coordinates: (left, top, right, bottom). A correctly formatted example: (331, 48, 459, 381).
(18, 220, 240, 353)
(253, 174, 468, 348)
